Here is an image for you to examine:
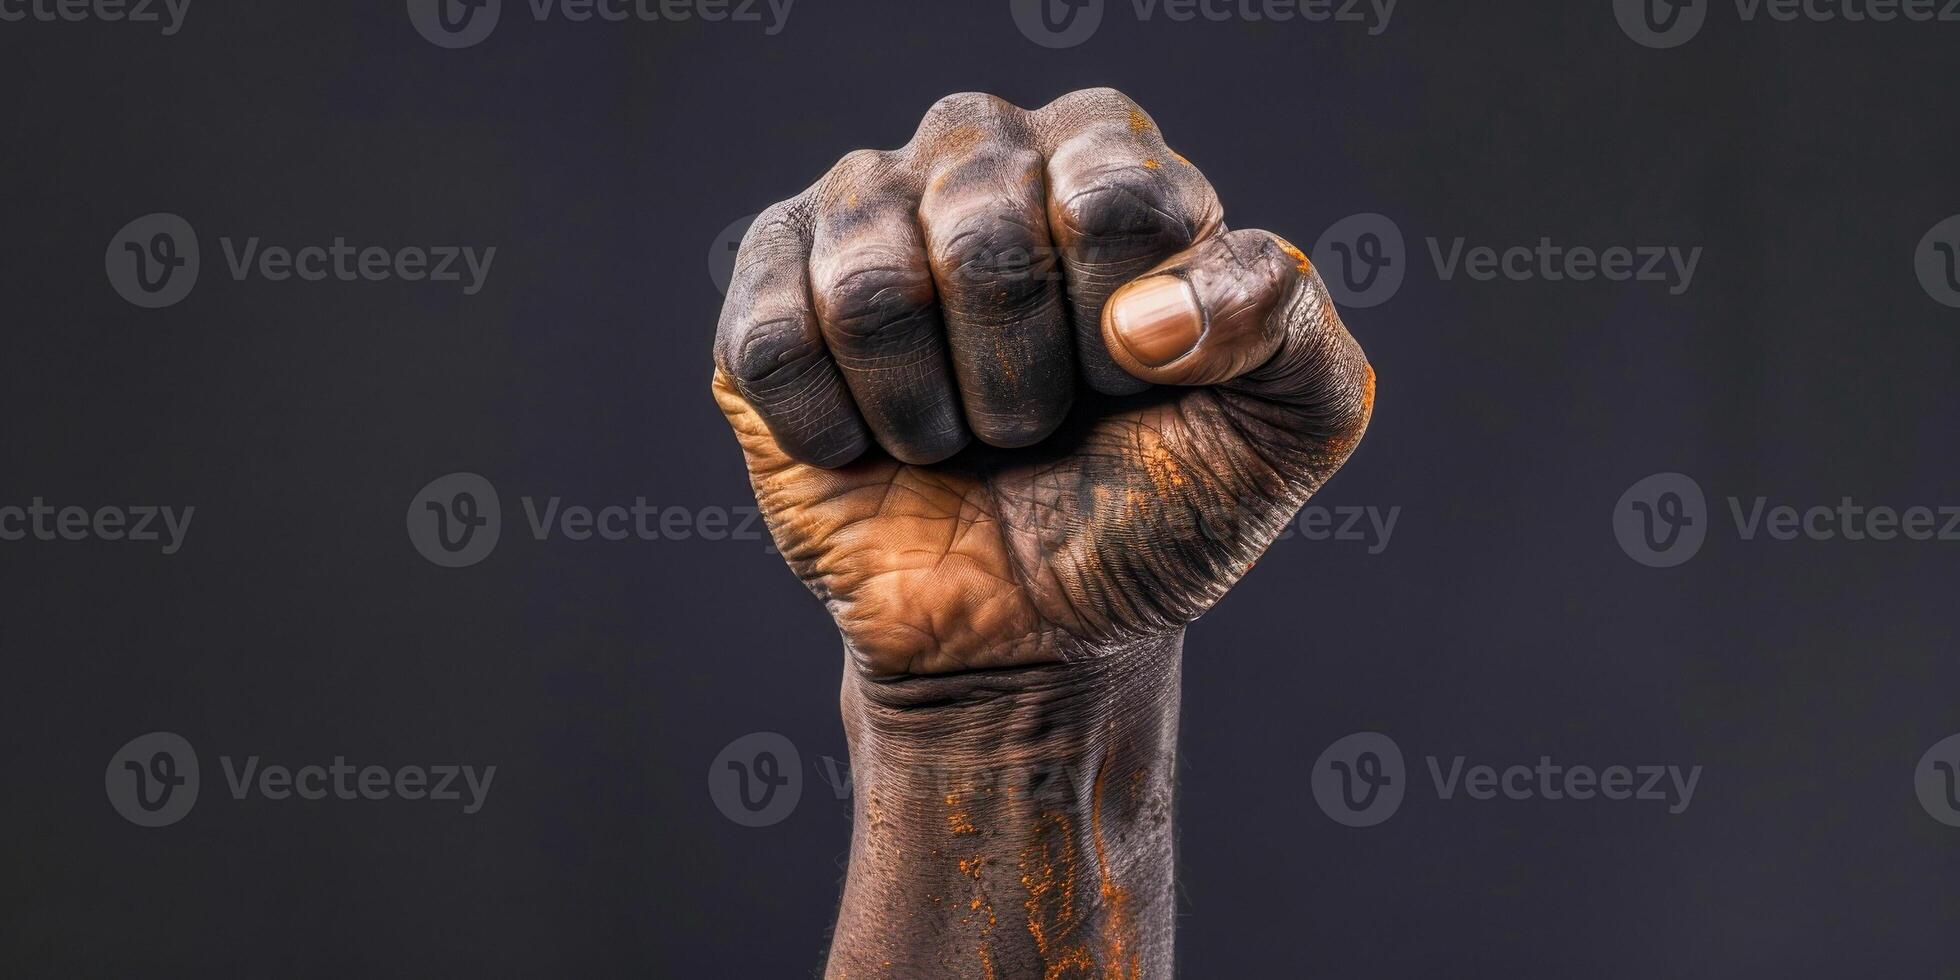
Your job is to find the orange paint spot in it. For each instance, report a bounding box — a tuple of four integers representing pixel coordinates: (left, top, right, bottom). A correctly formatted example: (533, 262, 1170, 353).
(1140, 443, 1186, 493)
(954, 851, 1001, 977)
(1044, 946, 1097, 980)
(1090, 748, 1138, 980)
(1324, 362, 1377, 460)
(1019, 811, 1080, 959)
(1141, 159, 1161, 169)
(1127, 110, 1151, 134)
(994, 336, 1020, 382)
(1276, 238, 1313, 275)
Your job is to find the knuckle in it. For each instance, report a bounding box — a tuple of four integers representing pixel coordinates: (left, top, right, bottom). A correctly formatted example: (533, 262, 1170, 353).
(724, 311, 822, 395)
(1039, 87, 1143, 125)
(935, 205, 1057, 300)
(725, 200, 808, 286)
(921, 91, 1017, 130)
(818, 150, 900, 206)
(1076, 85, 1140, 107)
(827, 148, 889, 181)
(1055, 172, 1191, 247)
(1218, 228, 1300, 280)
(813, 251, 937, 342)
(746, 198, 803, 246)
(913, 94, 1028, 164)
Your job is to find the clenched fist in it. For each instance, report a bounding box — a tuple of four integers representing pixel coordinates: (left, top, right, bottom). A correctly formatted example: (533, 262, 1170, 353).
(714, 89, 1373, 979)
(715, 89, 1374, 678)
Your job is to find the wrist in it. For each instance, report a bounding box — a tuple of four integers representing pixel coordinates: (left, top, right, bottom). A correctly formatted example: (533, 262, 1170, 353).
(828, 633, 1183, 979)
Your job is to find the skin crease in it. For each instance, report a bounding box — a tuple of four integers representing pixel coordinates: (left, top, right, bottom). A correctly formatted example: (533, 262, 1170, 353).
(713, 89, 1374, 978)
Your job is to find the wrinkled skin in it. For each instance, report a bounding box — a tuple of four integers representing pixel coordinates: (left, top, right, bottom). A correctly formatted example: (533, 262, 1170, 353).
(714, 89, 1376, 679)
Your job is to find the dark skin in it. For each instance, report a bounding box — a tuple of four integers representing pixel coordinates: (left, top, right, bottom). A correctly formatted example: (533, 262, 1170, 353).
(714, 88, 1374, 978)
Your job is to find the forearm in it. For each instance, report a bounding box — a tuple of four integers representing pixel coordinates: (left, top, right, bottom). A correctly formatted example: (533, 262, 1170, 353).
(827, 634, 1184, 980)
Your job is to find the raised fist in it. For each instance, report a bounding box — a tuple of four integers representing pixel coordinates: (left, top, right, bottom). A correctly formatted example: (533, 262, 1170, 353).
(713, 87, 1377, 979)
(714, 88, 1375, 678)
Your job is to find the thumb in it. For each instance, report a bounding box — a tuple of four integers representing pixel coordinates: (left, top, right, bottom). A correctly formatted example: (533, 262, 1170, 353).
(1101, 229, 1376, 421)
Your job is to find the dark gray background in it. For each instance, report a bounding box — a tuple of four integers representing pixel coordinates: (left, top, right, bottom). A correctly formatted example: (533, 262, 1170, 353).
(4, 1, 1958, 976)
